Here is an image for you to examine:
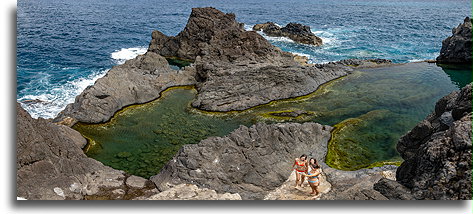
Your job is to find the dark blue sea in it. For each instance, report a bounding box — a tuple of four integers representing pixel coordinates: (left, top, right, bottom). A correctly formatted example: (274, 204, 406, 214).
(17, 0, 471, 118)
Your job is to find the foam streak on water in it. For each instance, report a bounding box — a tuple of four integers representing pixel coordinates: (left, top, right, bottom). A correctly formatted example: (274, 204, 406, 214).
(111, 47, 147, 64)
(18, 69, 108, 119)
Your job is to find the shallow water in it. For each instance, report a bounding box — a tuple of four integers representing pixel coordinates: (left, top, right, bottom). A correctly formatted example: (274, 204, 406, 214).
(74, 62, 471, 177)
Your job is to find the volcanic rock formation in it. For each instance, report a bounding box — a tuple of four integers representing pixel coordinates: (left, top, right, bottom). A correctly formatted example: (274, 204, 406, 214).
(436, 17, 472, 64)
(17, 103, 158, 200)
(375, 83, 472, 200)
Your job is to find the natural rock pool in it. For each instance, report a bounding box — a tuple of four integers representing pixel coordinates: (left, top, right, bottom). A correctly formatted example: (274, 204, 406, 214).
(73, 62, 471, 178)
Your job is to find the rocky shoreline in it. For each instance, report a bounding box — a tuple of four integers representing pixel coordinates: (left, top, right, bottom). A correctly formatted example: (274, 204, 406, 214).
(17, 7, 472, 200)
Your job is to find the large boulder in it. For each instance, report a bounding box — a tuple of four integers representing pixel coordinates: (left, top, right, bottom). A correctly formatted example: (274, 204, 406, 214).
(253, 22, 323, 46)
(148, 7, 287, 62)
(151, 122, 333, 200)
(17, 103, 157, 200)
(375, 83, 472, 200)
(436, 17, 472, 64)
(54, 52, 196, 124)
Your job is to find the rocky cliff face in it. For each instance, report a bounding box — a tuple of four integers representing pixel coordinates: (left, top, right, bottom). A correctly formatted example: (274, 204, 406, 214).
(436, 17, 472, 64)
(54, 52, 196, 124)
(253, 22, 323, 46)
(151, 122, 333, 200)
(17, 103, 158, 200)
(375, 83, 472, 200)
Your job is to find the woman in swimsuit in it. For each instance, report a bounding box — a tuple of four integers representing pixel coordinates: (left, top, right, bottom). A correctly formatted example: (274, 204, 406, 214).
(292, 154, 308, 188)
(303, 158, 322, 198)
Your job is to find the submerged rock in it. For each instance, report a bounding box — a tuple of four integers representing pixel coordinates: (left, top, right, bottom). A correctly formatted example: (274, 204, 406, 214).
(436, 17, 472, 64)
(16, 103, 157, 200)
(375, 83, 472, 200)
(54, 52, 196, 124)
(253, 22, 323, 46)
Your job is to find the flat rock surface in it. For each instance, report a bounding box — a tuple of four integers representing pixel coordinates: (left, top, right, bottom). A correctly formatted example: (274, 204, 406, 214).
(141, 184, 242, 200)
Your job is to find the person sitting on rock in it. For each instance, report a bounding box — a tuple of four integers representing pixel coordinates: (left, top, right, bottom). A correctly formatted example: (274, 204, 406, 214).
(292, 154, 308, 188)
(303, 158, 322, 198)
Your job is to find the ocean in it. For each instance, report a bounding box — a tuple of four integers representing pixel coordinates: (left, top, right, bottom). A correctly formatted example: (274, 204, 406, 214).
(16, 0, 471, 119)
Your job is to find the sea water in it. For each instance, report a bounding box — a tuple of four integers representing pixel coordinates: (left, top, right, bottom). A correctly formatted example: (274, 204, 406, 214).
(17, 0, 471, 119)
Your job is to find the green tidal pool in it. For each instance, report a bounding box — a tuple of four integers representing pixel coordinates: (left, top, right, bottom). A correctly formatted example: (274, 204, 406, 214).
(73, 62, 472, 178)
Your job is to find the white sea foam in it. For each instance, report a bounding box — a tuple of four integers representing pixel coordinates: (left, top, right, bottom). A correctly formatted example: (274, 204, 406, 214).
(18, 69, 108, 119)
(111, 47, 147, 64)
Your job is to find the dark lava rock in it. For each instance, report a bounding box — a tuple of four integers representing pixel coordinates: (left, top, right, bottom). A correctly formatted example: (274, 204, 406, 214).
(54, 52, 196, 124)
(147, 7, 355, 112)
(151, 122, 333, 200)
(148, 7, 285, 62)
(436, 17, 472, 64)
(330, 58, 393, 68)
(253, 22, 323, 46)
(376, 83, 472, 200)
(17, 103, 157, 200)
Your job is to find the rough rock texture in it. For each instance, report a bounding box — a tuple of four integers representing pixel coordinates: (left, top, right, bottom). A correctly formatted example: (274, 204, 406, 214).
(253, 22, 323, 46)
(436, 17, 472, 63)
(54, 52, 196, 124)
(147, 7, 359, 112)
(330, 58, 393, 68)
(151, 122, 333, 200)
(139, 184, 242, 200)
(17, 103, 158, 200)
(192, 60, 350, 111)
(320, 164, 397, 200)
(376, 83, 472, 200)
(148, 7, 287, 62)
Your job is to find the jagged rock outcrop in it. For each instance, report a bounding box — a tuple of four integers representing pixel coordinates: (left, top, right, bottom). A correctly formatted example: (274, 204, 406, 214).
(147, 7, 357, 112)
(17, 103, 158, 200)
(375, 83, 472, 200)
(436, 17, 472, 63)
(253, 22, 323, 46)
(148, 7, 288, 62)
(151, 122, 333, 200)
(54, 52, 196, 124)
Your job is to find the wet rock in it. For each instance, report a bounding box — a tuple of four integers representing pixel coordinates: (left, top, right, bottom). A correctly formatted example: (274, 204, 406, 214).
(328, 58, 393, 68)
(151, 122, 333, 200)
(253, 22, 323, 46)
(269, 110, 312, 118)
(16, 103, 156, 200)
(376, 83, 472, 200)
(54, 52, 196, 124)
(436, 17, 472, 64)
